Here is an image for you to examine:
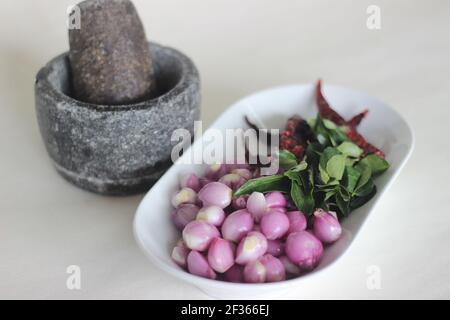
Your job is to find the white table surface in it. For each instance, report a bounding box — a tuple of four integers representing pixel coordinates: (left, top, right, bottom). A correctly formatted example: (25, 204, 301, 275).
(1, 0, 449, 299)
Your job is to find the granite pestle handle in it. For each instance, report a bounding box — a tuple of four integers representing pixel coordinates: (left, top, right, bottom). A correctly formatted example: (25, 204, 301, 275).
(68, 0, 157, 105)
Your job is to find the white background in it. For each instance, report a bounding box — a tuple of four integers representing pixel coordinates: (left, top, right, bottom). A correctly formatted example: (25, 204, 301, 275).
(0, 0, 449, 299)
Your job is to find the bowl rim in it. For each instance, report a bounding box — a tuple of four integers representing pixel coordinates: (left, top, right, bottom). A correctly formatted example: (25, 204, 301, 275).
(133, 82, 415, 289)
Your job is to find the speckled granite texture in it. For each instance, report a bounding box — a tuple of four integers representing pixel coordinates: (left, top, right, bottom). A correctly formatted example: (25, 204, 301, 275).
(35, 42, 200, 195)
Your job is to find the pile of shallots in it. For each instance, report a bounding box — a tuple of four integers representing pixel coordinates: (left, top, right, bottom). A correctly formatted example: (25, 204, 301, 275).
(170, 164, 342, 283)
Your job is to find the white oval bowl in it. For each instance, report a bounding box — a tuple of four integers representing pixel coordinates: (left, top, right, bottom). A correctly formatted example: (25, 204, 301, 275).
(133, 83, 414, 299)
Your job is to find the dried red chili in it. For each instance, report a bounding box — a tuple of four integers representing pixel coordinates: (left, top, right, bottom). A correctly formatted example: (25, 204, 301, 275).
(345, 126, 385, 157)
(315, 80, 385, 158)
(347, 109, 368, 128)
(279, 116, 316, 158)
(316, 79, 346, 125)
(245, 80, 385, 161)
(281, 117, 302, 158)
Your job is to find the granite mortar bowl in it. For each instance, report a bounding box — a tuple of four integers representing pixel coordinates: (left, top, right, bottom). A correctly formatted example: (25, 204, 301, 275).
(35, 42, 200, 195)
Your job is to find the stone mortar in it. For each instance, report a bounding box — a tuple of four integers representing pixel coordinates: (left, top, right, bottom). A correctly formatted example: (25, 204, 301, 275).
(35, 42, 200, 195)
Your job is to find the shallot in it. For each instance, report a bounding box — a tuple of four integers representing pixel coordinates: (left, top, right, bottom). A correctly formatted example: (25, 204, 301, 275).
(265, 192, 287, 208)
(279, 256, 301, 276)
(246, 192, 267, 222)
(198, 182, 232, 208)
(219, 173, 246, 190)
(171, 187, 197, 208)
(224, 264, 244, 283)
(171, 240, 190, 267)
(196, 206, 225, 226)
(182, 220, 220, 251)
(187, 251, 216, 279)
(285, 231, 323, 270)
(180, 173, 201, 192)
(313, 209, 342, 244)
(243, 259, 266, 283)
(171, 204, 199, 230)
(266, 239, 284, 257)
(235, 231, 268, 265)
(259, 254, 285, 282)
(287, 211, 307, 233)
(260, 210, 290, 240)
(204, 164, 227, 180)
(208, 238, 235, 273)
(221, 209, 254, 242)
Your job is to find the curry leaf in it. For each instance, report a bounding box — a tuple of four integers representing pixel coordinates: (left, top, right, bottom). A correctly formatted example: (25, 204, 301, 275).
(290, 180, 315, 214)
(319, 165, 330, 184)
(291, 160, 308, 172)
(360, 154, 390, 175)
(335, 192, 350, 217)
(277, 149, 298, 170)
(320, 147, 340, 170)
(342, 166, 361, 193)
(337, 141, 363, 158)
(284, 171, 301, 184)
(326, 154, 347, 180)
(350, 186, 377, 210)
(354, 178, 375, 197)
(234, 174, 289, 196)
(324, 190, 336, 201)
(305, 142, 323, 168)
(323, 119, 337, 130)
(355, 162, 372, 192)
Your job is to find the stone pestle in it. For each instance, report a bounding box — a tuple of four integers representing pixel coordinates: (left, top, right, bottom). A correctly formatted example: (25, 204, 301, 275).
(68, 0, 157, 105)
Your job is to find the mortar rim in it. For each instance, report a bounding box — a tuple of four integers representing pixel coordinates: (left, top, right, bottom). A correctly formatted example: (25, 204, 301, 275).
(35, 41, 199, 112)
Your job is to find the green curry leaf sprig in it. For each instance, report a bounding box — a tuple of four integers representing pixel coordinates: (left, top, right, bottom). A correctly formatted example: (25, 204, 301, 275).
(234, 115, 390, 218)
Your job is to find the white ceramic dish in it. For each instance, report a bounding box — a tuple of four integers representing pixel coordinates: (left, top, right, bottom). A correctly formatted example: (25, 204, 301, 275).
(133, 83, 414, 299)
